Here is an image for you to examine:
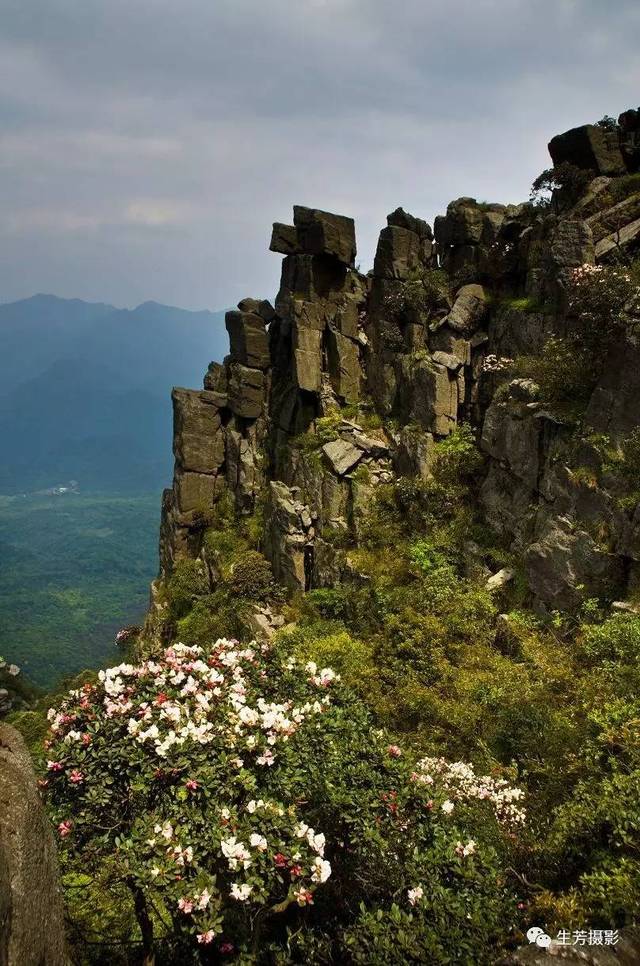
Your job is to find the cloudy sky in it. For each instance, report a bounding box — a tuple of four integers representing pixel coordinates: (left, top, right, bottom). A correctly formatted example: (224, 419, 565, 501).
(1, 0, 639, 311)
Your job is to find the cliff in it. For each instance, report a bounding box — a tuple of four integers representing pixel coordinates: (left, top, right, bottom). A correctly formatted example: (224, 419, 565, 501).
(148, 108, 640, 634)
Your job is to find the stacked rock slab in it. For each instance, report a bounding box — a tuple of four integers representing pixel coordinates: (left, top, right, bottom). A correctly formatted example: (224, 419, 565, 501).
(154, 108, 640, 616)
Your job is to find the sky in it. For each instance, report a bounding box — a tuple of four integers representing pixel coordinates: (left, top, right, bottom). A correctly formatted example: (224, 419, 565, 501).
(1, 0, 639, 312)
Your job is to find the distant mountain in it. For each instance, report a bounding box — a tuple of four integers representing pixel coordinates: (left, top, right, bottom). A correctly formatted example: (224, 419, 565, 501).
(0, 295, 229, 493)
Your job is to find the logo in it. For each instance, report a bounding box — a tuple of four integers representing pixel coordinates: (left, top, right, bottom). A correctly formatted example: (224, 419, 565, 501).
(527, 927, 552, 948)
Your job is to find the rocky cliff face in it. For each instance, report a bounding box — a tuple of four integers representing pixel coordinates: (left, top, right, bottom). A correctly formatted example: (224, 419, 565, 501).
(0, 723, 68, 966)
(150, 108, 640, 628)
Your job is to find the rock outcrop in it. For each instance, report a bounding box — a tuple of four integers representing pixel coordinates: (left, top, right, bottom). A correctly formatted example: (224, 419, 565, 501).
(151, 107, 640, 621)
(0, 723, 68, 965)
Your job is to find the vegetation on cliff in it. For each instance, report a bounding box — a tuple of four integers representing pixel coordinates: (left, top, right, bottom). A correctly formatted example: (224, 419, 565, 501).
(7, 106, 640, 963)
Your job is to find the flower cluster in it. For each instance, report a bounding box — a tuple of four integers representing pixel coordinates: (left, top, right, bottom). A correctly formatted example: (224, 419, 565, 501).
(568, 263, 640, 344)
(43, 639, 525, 956)
(411, 757, 525, 827)
(482, 354, 514, 374)
(43, 639, 344, 950)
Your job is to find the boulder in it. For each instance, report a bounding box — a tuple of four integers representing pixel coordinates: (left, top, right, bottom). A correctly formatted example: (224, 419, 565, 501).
(485, 568, 515, 591)
(322, 438, 364, 476)
(0, 723, 68, 965)
(203, 361, 228, 395)
(443, 284, 488, 334)
(401, 357, 459, 436)
(270, 222, 299, 256)
(373, 225, 426, 280)
(549, 123, 626, 176)
(293, 206, 357, 266)
(172, 388, 225, 474)
(225, 310, 271, 369)
(227, 362, 266, 418)
(432, 350, 463, 371)
(386, 207, 433, 240)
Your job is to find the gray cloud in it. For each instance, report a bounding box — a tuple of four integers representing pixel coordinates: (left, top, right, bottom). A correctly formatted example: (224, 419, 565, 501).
(1, 0, 639, 310)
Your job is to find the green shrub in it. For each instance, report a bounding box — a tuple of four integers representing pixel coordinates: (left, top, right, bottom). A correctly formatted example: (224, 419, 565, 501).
(43, 639, 521, 963)
(227, 551, 273, 600)
(163, 560, 209, 620)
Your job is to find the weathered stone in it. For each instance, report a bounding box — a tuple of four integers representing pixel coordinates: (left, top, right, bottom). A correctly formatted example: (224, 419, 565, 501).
(392, 425, 435, 479)
(586, 191, 640, 242)
(292, 324, 323, 393)
(348, 430, 389, 457)
(172, 388, 225, 474)
(525, 518, 626, 610)
(549, 123, 626, 176)
(237, 297, 261, 313)
(387, 207, 433, 240)
(401, 357, 459, 436)
(265, 481, 311, 590)
(270, 222, 299, 255)
(322, 438, 364, 476)
(293, 206, 357, 266)
(485, 568, 515, 591)
(595, 216, 640, 260)
(174, 469, 220, 515)
(443, 284, 488, 334)
(203, 361, 228, 395)
(551, 218, 595, 277)
(326, 327, 360, 402)
(225, 310, 271, 369)
(257, 299, 277, 323)
(0, 723, 68, 966)
(432, 350, 463, 371)
(430, 327, 471, 365)
(227, 362, 265, 418)
(335, 300, 360, 339)
(373, 225, 425, 280)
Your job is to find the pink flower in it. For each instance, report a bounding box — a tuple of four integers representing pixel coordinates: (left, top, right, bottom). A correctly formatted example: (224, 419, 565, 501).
(69, 770, 84, 784)
(387, 744, 402, 758)
(81, 733, 91, 746)
(58, 820, 73, 837)
(185, 779, 199, 791)
(220, 941, 234, 954)
(197, 930, 215, 944)
(294, 888, 314, 906)
(177, 898, 194, 914)
(47, 760, 64, 772)
(273, 852, 288, 868)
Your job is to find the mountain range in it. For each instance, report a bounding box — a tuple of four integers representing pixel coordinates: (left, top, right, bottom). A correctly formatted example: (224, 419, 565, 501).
(0, 295, 228, 493)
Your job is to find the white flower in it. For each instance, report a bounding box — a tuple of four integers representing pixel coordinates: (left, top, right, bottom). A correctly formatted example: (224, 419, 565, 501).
(407, 885, 424, 906)
(250, 833, 268, 852)
(197, 888, 211, 910)
(230, 882, 252, 901)
(441, 800, 455, 815)
(310, 856, 332, 883)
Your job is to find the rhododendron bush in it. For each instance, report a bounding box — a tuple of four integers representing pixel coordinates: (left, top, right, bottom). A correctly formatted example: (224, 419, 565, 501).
(43, 638, 525, 963)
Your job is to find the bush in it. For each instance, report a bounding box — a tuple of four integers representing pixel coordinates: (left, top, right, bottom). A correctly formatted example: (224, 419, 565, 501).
(227, 552, 273, 601)
(384, 268, 451, 325)
(530, 163, 593, 209)
(164, 560, 209, 620)
(42, 639, 524, 963)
